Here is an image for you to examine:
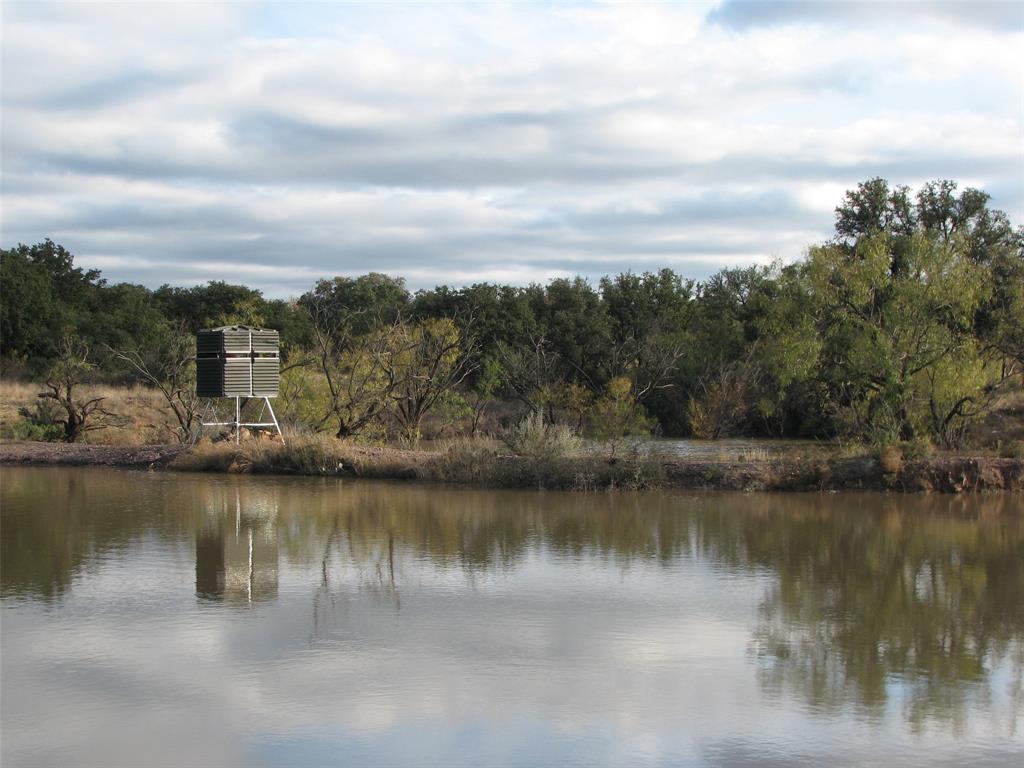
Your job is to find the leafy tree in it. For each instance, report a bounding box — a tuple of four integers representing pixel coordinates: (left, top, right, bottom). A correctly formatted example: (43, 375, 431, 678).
(747, 263, 822, 435)
(301, 291, 394, 439)
(466, 355, 504, 437)
(531, 277, 612, 387)
(0, 240, 103, 365)
(556, 381, 594, 433)
(153, 281, 267, 333)
(382, 317, 476, 445)
(413, 282, 541, 371)
(834, 177, 916, 244)
(915, 179, 1017, 264)
(588, 376, 654, 457)
(807, 232, 992, 444)
(300, 273, 409, 336)
(974, 234, 1024, 370)
(601, 269, 690, 425)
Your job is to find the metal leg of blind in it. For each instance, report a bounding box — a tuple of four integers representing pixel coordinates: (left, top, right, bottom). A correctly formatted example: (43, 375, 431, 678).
(197, 396, 283, 445)
(265, 397, 285, 445)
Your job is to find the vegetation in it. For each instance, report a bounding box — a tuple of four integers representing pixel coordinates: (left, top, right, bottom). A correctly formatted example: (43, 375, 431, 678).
(1, 179, 1021, 450)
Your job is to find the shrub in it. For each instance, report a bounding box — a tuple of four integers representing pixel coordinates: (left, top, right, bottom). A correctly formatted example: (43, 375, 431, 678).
(172, 439, 240, 472)
(900, 437, 936, 461)
(11, 418, 65, 442)
(588, 376, 653, 458)
(877, 443, 904, 474)
(998, 440, 1024, 459)
(504, 410, 581, 461)
(427, 438, 500, 484)
(13, 399, 65, 441)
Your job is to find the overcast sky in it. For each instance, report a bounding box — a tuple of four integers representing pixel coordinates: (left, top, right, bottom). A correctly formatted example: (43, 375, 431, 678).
(2, 1, 1022, 298)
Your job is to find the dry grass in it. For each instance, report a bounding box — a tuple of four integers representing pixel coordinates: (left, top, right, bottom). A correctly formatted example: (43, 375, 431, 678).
(172, 433, 424, 479)
(967, 384, 1024, 448)
(170, 432, 665, 491)
(1, 378, 181, 444)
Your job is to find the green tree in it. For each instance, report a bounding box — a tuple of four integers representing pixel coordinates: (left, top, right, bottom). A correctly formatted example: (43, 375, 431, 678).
(589, 376, 654, 457)
(153, 281, 268, 333)
(0, 240, 103, 365)
(382, 317, 476, 445)
(302, 293, 394, 440)
(299, 273, 409, 336)
(807, 232, 993, 444)
(466, 355, 504, 437)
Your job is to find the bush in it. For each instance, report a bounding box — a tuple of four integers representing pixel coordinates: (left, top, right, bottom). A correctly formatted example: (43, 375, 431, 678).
(504, 411, 581, 462)
(428, 438, 500, 484)
(11, 418, 65, 442)
(13, 399, 65, 441)
(900, 437, 936, 461)
(998, 440, 1024, 459)
(877, 443, 904, 474)
(588, 376, 653, 458)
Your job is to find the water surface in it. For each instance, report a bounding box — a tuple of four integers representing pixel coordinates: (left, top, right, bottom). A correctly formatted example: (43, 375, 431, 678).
(2, 467, 1022, 767)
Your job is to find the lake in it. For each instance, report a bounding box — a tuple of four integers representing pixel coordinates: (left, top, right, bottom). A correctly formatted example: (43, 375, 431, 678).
(1, 466, 1022, 767)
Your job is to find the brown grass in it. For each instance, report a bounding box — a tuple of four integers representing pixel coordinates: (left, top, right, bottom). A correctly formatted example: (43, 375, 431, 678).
(169, 432, 665, 491)
(172, 434, 425, 480)
(1, 379, 178, 444)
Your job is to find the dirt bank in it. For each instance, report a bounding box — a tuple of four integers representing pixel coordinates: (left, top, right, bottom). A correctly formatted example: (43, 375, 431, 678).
(2, 440, 1022, 493)
(0, 441, 188, 469)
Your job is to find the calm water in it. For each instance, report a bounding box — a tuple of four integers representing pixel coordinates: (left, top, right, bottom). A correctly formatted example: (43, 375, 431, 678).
(1, 467, 1022, 767)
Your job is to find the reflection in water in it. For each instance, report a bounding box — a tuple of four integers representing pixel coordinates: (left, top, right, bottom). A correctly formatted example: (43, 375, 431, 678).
(195, 489, 279, 604)
(1, 467, 1022, 767)
(739, 501, 1024, 733)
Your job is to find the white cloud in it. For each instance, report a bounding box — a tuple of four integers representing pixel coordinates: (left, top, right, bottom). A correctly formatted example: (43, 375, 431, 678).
(1, 1, 1020, 295)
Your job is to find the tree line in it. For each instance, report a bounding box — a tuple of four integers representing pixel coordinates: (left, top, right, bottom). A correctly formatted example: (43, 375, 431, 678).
(1, 178, 1021, 447)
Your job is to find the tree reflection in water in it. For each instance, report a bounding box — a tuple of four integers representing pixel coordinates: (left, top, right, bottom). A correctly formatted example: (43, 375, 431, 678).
(1, 467, 1021, 730)
(736, 495, 1024, 733)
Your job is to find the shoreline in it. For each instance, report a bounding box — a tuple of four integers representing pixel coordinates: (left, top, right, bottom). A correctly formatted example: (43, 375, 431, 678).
(2, 440, 1022, 493)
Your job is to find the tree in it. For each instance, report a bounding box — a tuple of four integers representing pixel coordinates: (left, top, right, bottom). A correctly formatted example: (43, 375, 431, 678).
(747, 263, 823, 436)
(466, 355, 504, 438)
(495, 334, 564, 422)
(601, 269, 690, 424)
(807, 232, 994, 444)
(588, 376, 654, 457)
(35, 336, 116, 442)
(981, 248, 1024, 368)
(382, 317, 476, 445)
(301, 291, 394, 440)
(300, 274, 409, 336)
(153, 281, 268, 333)
(531, 277, 612, 387)
(109, 324, 200, 443)
(0, 240, 103, 365)
(834, 177, 915, 244)
(686, 347, 762, 439)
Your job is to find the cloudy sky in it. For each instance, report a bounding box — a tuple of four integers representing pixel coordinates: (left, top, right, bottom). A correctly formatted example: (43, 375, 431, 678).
(2, 1, 1022, 298)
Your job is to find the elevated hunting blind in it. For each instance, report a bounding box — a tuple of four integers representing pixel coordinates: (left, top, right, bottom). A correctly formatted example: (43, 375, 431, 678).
(196, 326, 280, 397)
(195, 326, 284, 443)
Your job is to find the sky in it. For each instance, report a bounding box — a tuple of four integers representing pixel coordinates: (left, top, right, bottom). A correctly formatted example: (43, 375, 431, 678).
(2, 1, 1022, 298)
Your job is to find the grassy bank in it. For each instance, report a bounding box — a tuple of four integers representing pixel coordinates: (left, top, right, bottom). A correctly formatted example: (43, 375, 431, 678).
(170, 436, 1024, 492)
(171, 435, 669, 491)
(4, 436, 1022, 493)
(3, 377, 1024, 493)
